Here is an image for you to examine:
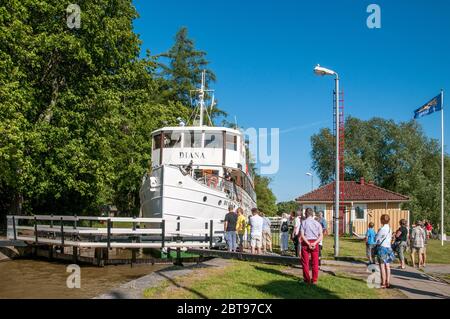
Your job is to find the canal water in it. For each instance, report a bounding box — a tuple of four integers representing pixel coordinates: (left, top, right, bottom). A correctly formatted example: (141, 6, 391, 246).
(0, 259, 168, 299)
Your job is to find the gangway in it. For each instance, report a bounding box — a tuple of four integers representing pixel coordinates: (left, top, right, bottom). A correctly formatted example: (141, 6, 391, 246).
(6, 215, 225, 266)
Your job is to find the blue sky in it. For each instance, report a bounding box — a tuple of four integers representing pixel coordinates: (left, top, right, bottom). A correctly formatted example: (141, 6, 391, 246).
(133, 0, 450, 202)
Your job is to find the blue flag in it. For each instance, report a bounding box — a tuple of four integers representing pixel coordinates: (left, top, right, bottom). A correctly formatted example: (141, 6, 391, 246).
(414, 94, 442, 119)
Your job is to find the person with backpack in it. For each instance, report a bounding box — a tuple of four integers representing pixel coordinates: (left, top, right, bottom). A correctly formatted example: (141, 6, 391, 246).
(392, 219, 408, 269)
(279, 213, 290, 254)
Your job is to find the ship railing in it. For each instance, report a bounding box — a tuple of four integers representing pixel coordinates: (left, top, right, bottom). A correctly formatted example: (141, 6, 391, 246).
(6, 215, 225, 250)
(196, 174, 241, 202)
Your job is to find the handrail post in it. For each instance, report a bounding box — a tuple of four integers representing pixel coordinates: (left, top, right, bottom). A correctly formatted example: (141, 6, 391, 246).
(209, 220, 213, 248)
(174, 217, 182, 266)
(107, 218, 111, 250)
(34, 216, 38, 244)
(74, 214, 77, 229)
(12, 216, 17, 241)
(60, 217, 65, 246)
(50, 214, 53, 229)
(161, 219, 165, 249)
(204, 222, 208, 244)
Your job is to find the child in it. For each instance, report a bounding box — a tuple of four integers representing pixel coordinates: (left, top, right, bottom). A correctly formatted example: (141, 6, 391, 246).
(365, 222, 376, 264)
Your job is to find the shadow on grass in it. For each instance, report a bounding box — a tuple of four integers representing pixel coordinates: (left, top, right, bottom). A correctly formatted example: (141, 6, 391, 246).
(156, 271, 209, 299)
(250, 264, 340, 299)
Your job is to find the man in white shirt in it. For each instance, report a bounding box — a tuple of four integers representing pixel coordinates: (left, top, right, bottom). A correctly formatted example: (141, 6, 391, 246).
(249, 208, 264, 255)
(291, 210, 302, 257)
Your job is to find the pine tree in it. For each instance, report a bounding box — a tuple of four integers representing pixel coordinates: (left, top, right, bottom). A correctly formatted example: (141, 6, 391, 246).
(158, 27, 225, 121)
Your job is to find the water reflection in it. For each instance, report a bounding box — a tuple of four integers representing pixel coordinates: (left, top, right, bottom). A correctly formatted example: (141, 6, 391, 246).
(0, 259, 167, 299)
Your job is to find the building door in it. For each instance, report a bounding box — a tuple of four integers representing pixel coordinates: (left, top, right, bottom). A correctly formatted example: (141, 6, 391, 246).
(339, 206, 346, 235)
(331, 206, 347, 235)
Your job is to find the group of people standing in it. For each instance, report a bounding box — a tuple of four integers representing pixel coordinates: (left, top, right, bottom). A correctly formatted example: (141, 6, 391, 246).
(225, 206, 330, 285)
(365, 215, 433, 289)
(223, 206, 273, 254)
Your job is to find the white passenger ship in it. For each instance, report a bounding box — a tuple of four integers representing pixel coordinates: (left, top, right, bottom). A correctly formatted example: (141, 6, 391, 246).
(139, 71, 257, 238)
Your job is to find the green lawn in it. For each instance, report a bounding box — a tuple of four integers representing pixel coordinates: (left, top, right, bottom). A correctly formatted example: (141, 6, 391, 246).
(320, 236, 450, 264)
(423, 239, 450, 264)
(144, 260, 398, 299)
(322, 236, 366, 260)
(274, 235, 450, 264)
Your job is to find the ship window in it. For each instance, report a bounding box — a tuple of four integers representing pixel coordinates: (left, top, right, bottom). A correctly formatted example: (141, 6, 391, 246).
(204, 131, 223, 148)
(184, 131, 203, 148)
(226, 134, 237, 151)
(163, 131, 182, 148)
(153, 134, 161, 150)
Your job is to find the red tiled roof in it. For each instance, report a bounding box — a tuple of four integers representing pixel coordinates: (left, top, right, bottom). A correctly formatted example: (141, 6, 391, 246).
(295, 180, 409, 202)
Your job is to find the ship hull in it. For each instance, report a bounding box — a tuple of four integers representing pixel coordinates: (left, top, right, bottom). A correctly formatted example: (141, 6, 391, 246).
(139, 165, 257, 237)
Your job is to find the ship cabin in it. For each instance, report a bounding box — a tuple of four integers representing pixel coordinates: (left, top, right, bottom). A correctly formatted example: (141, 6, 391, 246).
(151, 126, 256, 202)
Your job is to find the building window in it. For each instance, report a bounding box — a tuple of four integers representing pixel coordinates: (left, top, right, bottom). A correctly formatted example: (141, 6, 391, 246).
(303, 204, 326, 215)
(354, 204, 366, 220)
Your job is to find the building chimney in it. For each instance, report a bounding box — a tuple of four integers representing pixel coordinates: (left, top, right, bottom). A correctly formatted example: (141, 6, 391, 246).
(359, 177, 365, 185)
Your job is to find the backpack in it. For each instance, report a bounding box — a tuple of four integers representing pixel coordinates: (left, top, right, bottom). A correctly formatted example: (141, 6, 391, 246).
(281, 221, 289, 232)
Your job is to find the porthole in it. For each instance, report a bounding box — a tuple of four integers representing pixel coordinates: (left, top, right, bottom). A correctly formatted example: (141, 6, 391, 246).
(218, 200, 222, 206)
(203, 196, 207, 202)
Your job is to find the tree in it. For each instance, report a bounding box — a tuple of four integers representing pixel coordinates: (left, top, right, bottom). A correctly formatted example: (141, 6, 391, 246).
(157, 27, 225, 121)
(311, 116, 450, 230)
(254, 175, 277, 216)
(0, 0, 188, 219)
(277, 201, 299, 215)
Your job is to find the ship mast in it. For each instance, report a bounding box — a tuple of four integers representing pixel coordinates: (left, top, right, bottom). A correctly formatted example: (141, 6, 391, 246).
(199, 70, 206, 126)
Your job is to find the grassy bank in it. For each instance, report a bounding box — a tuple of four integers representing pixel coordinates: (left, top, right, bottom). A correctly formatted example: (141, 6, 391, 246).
(144, 260, 400, 299)
(319, 236, 450, 264)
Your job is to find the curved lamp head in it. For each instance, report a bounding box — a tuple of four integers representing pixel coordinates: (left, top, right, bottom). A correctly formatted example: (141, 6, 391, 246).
(306, 172, 313, 177)
(314, 64, 337, 77)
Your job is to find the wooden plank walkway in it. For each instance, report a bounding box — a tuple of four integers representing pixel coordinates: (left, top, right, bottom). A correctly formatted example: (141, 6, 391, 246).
(186, 248, 301, 266)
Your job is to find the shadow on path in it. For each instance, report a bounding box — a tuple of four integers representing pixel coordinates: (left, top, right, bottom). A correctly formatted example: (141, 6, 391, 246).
(390, 284, 449, 299)
(391, 269, 435, 282)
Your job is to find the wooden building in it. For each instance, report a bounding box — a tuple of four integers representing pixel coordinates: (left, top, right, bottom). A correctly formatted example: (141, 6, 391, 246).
(295, 177, 410, 236)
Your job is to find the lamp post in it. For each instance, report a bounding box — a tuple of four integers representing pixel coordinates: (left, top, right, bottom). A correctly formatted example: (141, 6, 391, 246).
(314, 64, 340, 257)
(306, 172, 314, 191)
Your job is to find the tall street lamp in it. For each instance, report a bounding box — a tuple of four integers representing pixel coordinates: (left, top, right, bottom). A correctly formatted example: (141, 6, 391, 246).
(306, 172, 314, 191)
(314, 64, 340, 257)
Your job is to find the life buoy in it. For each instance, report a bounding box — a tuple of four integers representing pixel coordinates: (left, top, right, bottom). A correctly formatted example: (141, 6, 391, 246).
(207, 175, 219, 188)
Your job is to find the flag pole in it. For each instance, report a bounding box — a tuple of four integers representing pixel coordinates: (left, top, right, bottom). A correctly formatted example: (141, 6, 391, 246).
(441, 89, 445, 246)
